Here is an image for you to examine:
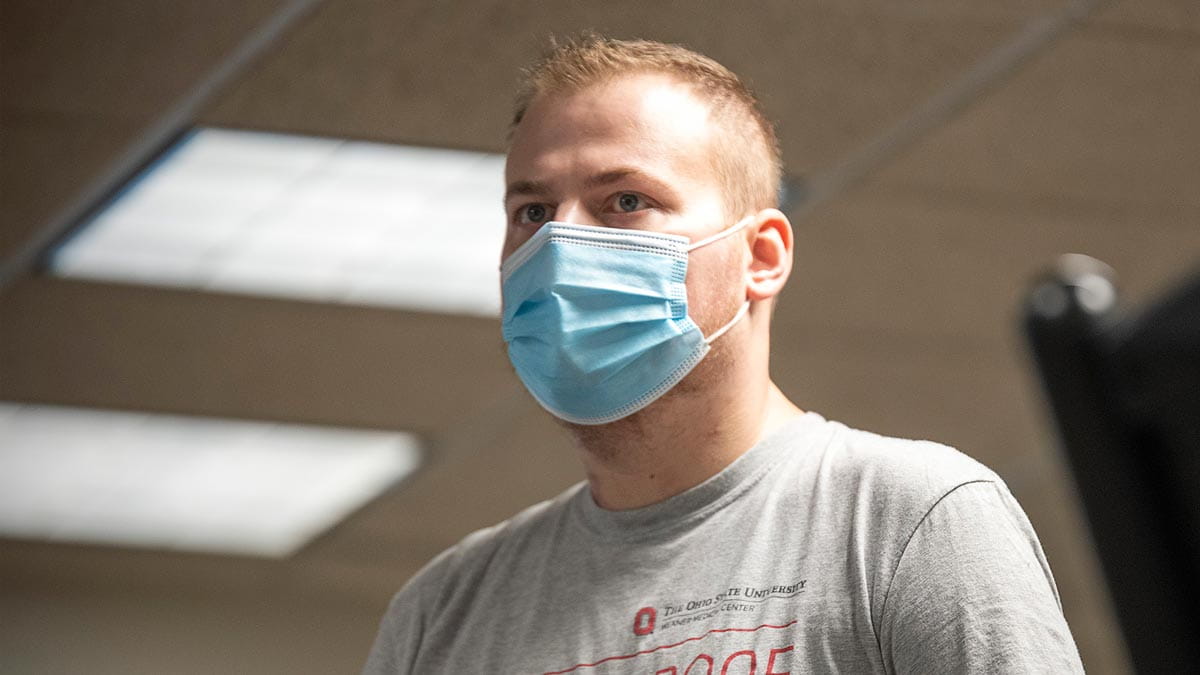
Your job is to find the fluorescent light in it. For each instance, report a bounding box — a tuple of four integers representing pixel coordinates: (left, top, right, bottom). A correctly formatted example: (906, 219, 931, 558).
(0, 401, 421, 557)
(51, 127, 506, 316)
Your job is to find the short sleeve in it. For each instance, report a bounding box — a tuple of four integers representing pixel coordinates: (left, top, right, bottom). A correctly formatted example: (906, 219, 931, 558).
(879, 480, 1084, 674)
(361, 580, 426, 675)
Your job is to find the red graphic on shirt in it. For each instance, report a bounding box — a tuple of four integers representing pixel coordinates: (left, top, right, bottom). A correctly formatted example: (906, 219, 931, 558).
(654, 645, 794, 674)
(543, 619, 797, 674)
(633, 607, 657, 636)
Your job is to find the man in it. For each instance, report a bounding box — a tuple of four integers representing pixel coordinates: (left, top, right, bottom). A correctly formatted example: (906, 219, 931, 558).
(365, 35, 1083, 673)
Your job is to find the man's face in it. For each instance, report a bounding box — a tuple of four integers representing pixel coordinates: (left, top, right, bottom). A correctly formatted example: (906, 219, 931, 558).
(503, 73, 746, 337)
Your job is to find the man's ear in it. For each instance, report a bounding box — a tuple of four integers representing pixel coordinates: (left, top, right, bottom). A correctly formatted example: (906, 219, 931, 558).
(745, 208, 793, 302)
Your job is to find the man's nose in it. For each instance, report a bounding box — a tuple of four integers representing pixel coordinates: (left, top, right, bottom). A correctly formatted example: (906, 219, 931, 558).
(554, 201, 599, 227)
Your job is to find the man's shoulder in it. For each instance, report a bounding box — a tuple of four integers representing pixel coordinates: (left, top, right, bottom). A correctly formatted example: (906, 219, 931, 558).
(796, 414, 1003, 513)
(831, 420, 994, 478)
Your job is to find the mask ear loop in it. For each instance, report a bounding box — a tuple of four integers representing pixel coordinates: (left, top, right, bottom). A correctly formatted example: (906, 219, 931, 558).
(685, 215, 754, 252)
(688, 215, 755, 344)
(704, 301, 750, 344)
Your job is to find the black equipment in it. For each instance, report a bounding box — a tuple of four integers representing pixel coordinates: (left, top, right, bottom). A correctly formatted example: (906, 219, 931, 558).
(1024, 254, 1200, 673)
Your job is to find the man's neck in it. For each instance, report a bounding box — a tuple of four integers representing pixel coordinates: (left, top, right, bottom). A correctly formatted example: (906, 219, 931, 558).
(572, 382, 802, 510)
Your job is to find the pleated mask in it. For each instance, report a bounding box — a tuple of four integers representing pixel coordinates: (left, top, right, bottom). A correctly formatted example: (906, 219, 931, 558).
(500, 218, 751, 425)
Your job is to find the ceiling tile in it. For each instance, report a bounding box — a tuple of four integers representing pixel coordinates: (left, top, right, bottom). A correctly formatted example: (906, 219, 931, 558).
(0, 0, 285, 121)
(779, 182, 1200, 350)
(1093, 0, 1200, 37)
(201, 0, 1055, 174)
(872, 29, 1200, 212)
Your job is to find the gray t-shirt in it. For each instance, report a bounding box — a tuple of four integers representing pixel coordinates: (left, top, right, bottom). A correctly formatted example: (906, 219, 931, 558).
(364, 412, 1083, 674)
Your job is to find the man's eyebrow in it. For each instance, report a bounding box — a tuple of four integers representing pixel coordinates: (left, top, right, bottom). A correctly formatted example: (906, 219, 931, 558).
(503, 180, 550, 204)
(585, 167, 665, 190)
(503, 168, 672, 204)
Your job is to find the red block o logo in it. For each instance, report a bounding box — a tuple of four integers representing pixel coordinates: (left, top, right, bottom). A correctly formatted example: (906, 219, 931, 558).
(633, 607, 656, 636)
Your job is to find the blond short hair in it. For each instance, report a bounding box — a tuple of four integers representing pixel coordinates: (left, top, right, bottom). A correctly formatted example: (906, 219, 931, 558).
(511, 34, 782, 220)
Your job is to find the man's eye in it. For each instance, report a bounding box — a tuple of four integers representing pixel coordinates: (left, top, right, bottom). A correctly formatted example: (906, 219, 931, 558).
(519, 204, 549, 224)
(616, 193, 644, 213)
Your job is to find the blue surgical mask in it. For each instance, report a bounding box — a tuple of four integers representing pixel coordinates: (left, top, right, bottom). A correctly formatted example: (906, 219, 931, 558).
(500, 218, 752, 425)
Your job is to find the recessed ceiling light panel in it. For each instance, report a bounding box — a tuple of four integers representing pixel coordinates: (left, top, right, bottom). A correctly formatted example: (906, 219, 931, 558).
(0, 401, 421, 558)
(51, 127, 506, 316)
